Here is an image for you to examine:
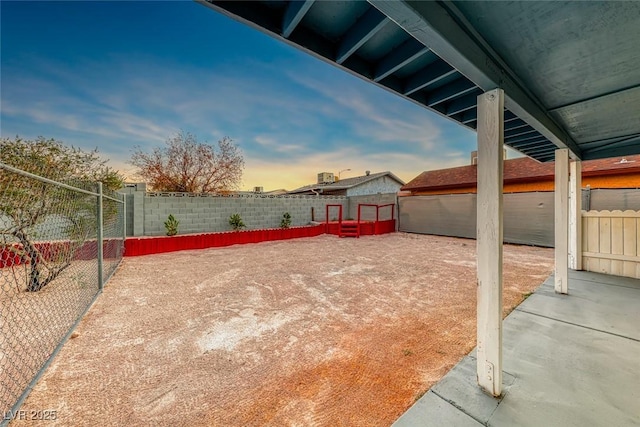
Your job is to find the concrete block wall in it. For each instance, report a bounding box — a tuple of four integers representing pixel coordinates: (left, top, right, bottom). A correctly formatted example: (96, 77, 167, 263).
(126, 193, 347, 236)
(120, 189, 401, 237)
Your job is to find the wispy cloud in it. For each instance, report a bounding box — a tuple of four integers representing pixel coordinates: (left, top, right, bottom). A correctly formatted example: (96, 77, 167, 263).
(1, 18, 478, 192)
(286, 68, 446, 151)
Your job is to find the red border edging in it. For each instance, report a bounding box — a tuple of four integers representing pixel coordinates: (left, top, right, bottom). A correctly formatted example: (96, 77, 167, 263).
(0, 239, 122, 268)
(2, 221, 397, 264)
(325, 219, 396, 236)
(124, 224, 326, 257)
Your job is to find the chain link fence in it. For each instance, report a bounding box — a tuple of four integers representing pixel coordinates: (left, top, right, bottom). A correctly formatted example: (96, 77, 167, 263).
(0, 162, 125, 421)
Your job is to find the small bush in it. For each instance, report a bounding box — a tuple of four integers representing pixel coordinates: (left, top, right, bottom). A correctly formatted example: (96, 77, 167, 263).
(280, 212, 292, 229)
(164, 214, 179, 236)
(229, 213, 245, 231)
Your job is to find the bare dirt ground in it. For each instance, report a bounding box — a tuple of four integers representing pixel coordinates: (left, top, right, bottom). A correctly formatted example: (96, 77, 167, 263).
(11, 233, 554, 426)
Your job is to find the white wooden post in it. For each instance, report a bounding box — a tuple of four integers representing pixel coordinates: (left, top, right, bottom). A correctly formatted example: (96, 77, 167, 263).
(569, 160, 582, 270)
(555, 149, 569, 293)
(476, 89, 504, 397)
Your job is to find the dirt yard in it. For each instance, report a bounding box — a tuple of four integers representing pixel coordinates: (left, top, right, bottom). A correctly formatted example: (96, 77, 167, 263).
(11, 233, 554, 426)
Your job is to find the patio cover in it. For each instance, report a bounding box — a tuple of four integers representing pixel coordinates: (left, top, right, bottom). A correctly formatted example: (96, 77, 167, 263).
(198, 0, 640, 162)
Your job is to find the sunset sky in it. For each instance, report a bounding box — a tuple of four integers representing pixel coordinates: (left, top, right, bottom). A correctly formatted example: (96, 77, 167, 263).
(1, 1, 517, 191)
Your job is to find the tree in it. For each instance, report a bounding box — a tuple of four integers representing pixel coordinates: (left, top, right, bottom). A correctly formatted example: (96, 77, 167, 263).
(130, 131, 244, 193)
(0, 136, 122, 292)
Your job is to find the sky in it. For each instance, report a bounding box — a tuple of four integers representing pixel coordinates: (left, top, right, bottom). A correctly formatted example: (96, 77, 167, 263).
(0, 0, 500, 191)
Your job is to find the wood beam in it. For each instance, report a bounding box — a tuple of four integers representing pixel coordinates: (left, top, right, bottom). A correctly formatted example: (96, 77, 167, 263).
(555, 148, 569, 294)
(374, 38, 429, 82)
(403, 60, 455, 96)
(425, 77, 477, 106)
(446, 90, 482, 116)
(282, 0, 315, 38)
(569, 161, 583, 270)
(369, 0, 582, 159)
(476, 88, 504, 397)
(336, 7, 389, 64)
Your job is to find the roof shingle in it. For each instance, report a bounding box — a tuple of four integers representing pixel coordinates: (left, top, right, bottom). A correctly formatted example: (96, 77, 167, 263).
(289, 171, 404, 194)
(402, 154, 640, 192)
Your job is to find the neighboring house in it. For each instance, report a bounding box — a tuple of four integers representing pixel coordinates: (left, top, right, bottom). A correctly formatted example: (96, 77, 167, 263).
(289, 171, 405, 196)
(238, 188, 289, 196)
(402, 154, 640, 196)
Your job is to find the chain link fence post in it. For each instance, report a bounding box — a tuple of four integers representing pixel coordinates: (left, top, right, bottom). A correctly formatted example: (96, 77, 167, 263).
(97, 182, 104, 291)
(122, 193, 127, 242)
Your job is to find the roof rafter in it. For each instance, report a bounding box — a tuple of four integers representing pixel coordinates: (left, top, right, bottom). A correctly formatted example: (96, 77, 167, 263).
(336, 7, 389, 64)
(374, 38, 429, 82)
(511, 137, 549, 150)
(459, 109, 477, 124)
(504, 119, 529, 132)
(506, 133, 545, 145)
(516, 139, 554, 151)
(282, 0, 315, 38)
(403, 59, 456, 95)
(446, 90, 482, 116)
(369, 0, 582, 159)
(426, 77, 476, 106)
(505, 127, 539, 139)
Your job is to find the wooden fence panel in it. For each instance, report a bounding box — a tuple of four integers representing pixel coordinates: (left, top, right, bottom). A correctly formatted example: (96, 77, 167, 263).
(582, 210, 640, 278)
(622, 218, 636, 277)
(611, 218, 623, 275)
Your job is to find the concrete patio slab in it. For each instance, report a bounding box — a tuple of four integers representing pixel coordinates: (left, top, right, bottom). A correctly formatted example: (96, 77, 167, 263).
(394, 391, 483, 427)
(521, 272, 640, 340)
(393, 270, 640, 427)
(431, 356, 515, 423)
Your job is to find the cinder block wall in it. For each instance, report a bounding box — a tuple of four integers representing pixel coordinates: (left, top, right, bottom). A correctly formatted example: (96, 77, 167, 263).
(124, 193, 347, 236)
(119, 188, 402, 237)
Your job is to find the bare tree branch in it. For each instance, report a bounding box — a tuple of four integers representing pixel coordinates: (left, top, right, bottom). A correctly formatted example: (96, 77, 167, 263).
(130, 131, 244, 193)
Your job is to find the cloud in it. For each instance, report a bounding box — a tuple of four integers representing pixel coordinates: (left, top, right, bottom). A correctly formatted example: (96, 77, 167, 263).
(285, 69, 445, 151)
(1, 45, 478, 192)
(1, 65, 177, 147)
(253, 135, 306, 154)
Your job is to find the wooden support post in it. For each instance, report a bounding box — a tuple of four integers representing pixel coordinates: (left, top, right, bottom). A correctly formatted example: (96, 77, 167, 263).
(569, 160, 582, 270)
(555, 149, 569, 293)
(476, 89, 504, 397)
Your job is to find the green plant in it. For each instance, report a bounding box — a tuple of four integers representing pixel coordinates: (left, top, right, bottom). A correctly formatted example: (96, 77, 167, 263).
(164, 214, 179, 236)
(280, 212, 292, 229)
(229, 213, 245, 231)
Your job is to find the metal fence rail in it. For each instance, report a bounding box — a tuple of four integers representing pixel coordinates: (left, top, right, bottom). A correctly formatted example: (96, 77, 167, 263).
(0, 162, 125, 421)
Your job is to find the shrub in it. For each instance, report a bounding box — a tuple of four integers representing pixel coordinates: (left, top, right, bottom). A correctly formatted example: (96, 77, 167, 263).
(280, 212, 292, 229)
(164, 214, 179, 236)
(229, 213, 245, 231)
